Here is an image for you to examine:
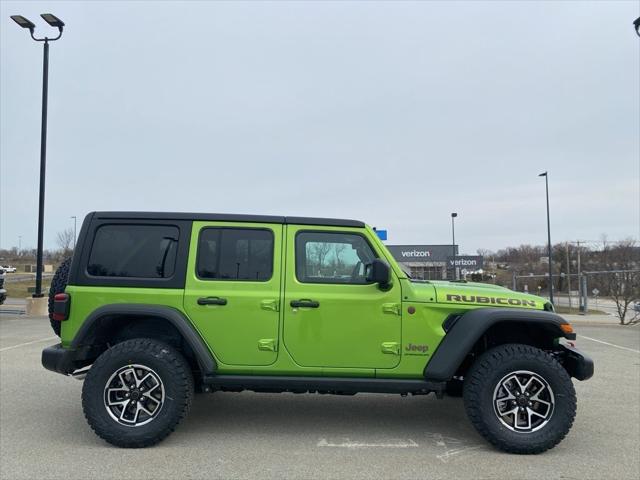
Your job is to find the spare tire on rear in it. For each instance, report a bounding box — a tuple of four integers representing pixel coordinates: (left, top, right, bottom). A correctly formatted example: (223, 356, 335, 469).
(48, 258, 72, 336)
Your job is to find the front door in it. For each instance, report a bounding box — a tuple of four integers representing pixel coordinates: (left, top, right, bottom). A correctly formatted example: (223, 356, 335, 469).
(283, 226, 402, 369)
(184, 221, 282, 366)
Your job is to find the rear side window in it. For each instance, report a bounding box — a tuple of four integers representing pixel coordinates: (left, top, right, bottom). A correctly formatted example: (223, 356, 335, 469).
(197, 228, 274, 281)
(87, 225, 179, 278)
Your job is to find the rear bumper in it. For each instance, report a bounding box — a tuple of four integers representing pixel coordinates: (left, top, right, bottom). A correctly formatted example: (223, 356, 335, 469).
(42, 343, 77, 375)
(559, 343, 594, 381)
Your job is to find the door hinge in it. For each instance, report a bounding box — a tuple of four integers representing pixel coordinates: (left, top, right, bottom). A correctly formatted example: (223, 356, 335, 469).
(382, 303, 401, 315)
(381, 342, 400, 355)
(258, 339, 277, 352)
(260, 299, 279, 312)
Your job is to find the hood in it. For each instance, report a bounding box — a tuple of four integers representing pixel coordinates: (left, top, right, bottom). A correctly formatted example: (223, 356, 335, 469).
(404, 280, 548, 310)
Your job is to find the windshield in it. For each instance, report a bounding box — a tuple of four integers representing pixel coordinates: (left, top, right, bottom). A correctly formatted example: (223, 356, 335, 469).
(398, 263, 412, 279)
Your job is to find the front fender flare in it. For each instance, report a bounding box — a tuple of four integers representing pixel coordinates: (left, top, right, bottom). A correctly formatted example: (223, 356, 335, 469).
(423, 308, 573, 382)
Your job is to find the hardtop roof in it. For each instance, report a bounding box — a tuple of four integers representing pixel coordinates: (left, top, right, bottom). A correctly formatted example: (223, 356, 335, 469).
(91, 211, 365, 228)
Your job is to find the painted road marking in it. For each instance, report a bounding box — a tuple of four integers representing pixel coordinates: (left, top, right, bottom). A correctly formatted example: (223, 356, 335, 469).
(436, 445, 483, 463)
(0, 336, 57, 353)
(317, 438, 419, 449)
(578, 335, 640, 354)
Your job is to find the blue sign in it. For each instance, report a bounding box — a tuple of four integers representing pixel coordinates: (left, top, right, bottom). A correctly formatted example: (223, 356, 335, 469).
(375, 229, 388, 241)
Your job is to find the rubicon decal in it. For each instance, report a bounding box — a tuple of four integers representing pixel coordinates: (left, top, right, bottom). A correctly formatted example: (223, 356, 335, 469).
(446, 294, 536, 307)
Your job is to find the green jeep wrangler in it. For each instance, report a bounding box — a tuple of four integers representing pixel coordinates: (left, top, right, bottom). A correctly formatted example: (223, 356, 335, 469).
(43, 212, 593, 452)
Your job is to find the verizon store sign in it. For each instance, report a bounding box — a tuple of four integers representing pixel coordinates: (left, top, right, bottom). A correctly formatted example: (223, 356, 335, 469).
(387, 245, 458, 263)
(447, 256, 484, 270)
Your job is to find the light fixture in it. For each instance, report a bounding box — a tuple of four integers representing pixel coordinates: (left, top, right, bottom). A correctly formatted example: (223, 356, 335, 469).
(41, 13, 65, 29)
(10, 15, 35, 30)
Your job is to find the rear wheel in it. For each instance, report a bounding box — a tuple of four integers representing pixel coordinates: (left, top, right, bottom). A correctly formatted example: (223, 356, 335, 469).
(82, 338, 194, 448)
(463, 343, 576, 454)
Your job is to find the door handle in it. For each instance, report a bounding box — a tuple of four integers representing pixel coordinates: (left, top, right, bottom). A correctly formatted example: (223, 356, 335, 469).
(197, 296, 227, 306)
(290, 299, 319, 308)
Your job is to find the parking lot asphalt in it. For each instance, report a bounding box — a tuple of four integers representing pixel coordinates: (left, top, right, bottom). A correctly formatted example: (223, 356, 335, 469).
(1, 314, 639, 480)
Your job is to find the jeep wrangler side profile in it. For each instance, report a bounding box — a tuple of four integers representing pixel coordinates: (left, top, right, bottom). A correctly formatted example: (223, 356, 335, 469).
(43, 212, 593, 452)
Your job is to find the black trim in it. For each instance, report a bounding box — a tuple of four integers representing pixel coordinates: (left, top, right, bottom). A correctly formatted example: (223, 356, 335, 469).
(42, 343, 76, 374)
(92, 211, 365, 228)
(558, 343, 594, 380)
(202, 375, 445, 395)
(42, 343, 102, 375)
(424, 308, 574, 381)
(70, 304, 217, 375)
(287, 216, 364, 228)
(68, 212, 94, 286)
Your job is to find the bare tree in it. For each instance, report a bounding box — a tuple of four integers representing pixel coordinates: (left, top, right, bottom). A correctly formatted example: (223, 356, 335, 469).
(56, 228, 75, 257)
(309, 242, 332, 276)
(601, 238, 640, 325)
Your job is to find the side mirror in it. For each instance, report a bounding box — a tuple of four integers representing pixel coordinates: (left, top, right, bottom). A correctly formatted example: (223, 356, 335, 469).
(366, 259, 391, 289)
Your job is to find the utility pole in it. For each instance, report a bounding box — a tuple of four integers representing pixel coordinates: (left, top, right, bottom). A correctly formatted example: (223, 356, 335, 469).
(451, 212, 458, 280)
(576, 240, 584, 314)
(538, 172, 554, 305)
(565, 243, 572, 311)
(71, 216, 77, 249)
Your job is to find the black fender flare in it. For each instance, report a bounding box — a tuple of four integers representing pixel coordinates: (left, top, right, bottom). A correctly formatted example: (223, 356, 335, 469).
(423, 308, 573, 381)
(71, 304, 217, 375)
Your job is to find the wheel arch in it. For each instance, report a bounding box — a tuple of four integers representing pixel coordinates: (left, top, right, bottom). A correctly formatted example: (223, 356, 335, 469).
(424, 308, 574, 382)
(71, 304, 217, 377)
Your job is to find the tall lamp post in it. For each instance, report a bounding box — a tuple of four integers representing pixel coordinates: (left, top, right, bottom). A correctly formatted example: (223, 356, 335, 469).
(10, 14, 65, 297)
(70, 216, 77, 249)
(451, 212, 458, 280)
(539, 172, 554, 305)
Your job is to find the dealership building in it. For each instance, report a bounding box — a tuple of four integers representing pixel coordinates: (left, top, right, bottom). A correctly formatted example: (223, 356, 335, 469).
(386, 245, 483, 280)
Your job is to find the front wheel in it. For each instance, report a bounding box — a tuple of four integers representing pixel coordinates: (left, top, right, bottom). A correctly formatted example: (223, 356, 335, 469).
(82, 338, 194, 448)
(463, 343, 576, 454)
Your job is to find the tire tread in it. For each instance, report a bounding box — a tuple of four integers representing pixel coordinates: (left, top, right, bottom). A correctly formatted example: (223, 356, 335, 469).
(82, 338, 193, 448)
(463, 343, 576, 454)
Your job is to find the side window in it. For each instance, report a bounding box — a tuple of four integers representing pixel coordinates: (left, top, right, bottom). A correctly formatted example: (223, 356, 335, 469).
(295, 231, 377, 284)
(197, 228, 274, 281)
(87, 224, 179, 278)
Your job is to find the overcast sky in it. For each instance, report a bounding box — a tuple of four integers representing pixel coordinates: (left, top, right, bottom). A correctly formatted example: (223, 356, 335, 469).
(1, 0, 638, 255)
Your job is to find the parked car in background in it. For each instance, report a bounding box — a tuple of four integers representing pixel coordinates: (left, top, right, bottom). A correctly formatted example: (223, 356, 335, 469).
(0, 271, 6, 305)
(1, 265, 17, 273)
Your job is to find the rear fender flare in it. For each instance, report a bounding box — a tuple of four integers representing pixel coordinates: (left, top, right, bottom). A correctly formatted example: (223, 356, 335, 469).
(71, 304, 217, 375)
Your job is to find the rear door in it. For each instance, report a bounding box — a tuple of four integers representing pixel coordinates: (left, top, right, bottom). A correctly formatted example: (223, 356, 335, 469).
(183, 221, 282, 366)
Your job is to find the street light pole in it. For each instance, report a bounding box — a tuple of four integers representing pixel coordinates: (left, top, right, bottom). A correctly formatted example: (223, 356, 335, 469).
(565, 242, 572, 310)
(10, 14, 64, 297)
(451, 212, 458, 280)
(71, 216, 77, 249)
(539, 172, 554, 305)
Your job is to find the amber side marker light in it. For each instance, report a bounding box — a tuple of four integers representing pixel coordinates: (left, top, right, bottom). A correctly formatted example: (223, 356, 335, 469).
(560, 324, 574, 335)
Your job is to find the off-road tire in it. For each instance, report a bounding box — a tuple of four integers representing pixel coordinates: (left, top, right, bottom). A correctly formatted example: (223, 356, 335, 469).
(463, 343, 576, 454)
(82, 338, 194, 448)
(47, 257, 72, 336)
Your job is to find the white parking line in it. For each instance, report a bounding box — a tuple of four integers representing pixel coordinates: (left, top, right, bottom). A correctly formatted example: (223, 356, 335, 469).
(0, 336, 57, 353)
(317, 438, 419, 449)
(578, 335, 640, 354)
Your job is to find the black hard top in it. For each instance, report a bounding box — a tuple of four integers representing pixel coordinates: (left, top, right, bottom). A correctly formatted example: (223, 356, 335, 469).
(92, 211, 365, 228)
